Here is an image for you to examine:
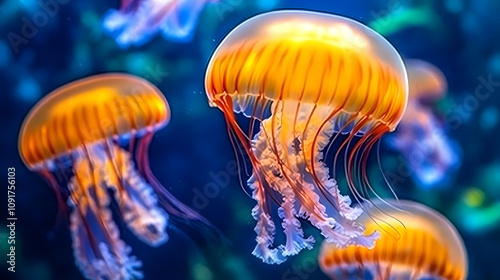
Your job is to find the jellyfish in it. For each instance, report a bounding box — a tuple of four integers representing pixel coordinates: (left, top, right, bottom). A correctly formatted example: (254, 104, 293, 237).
(387, 59, 460, 188)
(102, 0, 216, 48)
(19, 73, 208, 280)
(319, 200, 468, 280)
(204, 10, 408, 264)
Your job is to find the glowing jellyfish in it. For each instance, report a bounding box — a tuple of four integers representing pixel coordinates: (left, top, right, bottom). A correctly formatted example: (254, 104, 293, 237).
(205, 10, 408, 264)
(319, 200, 468, 280)
(103, 0, 216, 48)
(387, 60, 460, 188)
(19, 73, 207, 280)
(406, 60, 447, 101)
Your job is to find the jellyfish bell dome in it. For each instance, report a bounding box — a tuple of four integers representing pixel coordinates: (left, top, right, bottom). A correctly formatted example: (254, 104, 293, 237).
(205, 10, 409, 131)
(18, 73, 170, 170)
(319, 200, 468, 280)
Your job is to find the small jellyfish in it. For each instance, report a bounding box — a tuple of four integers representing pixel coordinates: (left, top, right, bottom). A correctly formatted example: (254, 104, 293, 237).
(102, 0, 216, 48)
(205, 10, 408, 264)
(19, 73, 207, 280)
(387, 59, 460, 188)
(319, 200, 468, 280)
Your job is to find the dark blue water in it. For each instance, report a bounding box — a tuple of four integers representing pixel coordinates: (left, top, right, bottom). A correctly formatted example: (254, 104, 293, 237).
(1, 0, 499, 279)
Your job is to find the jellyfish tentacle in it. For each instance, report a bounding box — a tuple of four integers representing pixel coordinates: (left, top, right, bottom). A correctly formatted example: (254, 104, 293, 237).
(247, 113, 285, 264)
(136, 132, 217, 235)
(256, 113, 378, 251)
(228, 119, 253, 197)
(301, 114, 379, 247)
(38, 169, 68, 226)
(254, 106, 379, 252)
(263, 104, 325, 216)
(278, 187, 316, 256)
(220, 95, 282, 205)
(221, 94, 368, 262)
(102, 143, 169, 246)
(345, 118, 372, 194)
(103, 138, 129, 210)
(302, 107, 345, 214)
(70, 202, 143, 280)
(249, 174, 286, 264)
(69, 153, 142, 280)
(254, 118, 316, 258)
(355, 125, 408, 235)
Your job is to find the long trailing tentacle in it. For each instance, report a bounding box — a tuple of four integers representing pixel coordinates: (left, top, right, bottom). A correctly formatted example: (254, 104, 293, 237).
(136, 132, 205, 221)
(219, 94, 281, 204)
(347, 124, 407, 239)
(134, 132, 226, 243)
(300, 112, 379, 247)
(228, 118, 253, 198)
(38, 168, 69, 230)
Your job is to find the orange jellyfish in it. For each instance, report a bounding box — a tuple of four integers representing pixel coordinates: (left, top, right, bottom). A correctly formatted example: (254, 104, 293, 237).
(406, 60, 447, 101)
(205, 10, 408, 264)
(19, 73, 208, 280)
(319, 200, 468, 280)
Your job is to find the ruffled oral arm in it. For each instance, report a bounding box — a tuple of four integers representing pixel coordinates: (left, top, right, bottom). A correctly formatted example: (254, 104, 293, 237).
(253, 120, 316, 261)
(69, 154, 143, 280)
(249, 174, 286, 264)
(278, 187, 315, 256)
(101, 145, 169, 247)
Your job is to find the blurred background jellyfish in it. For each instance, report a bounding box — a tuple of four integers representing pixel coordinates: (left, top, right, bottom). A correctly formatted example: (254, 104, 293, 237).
(18, 73, 209, 280)
(319, 200, 468, 280)
(205, 10, 408, 264)
(387, 59, 461, 188)
(102, 0, 216, 48)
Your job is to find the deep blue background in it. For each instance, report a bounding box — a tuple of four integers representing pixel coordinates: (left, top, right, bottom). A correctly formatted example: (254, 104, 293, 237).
(1, 0, 500, 279)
